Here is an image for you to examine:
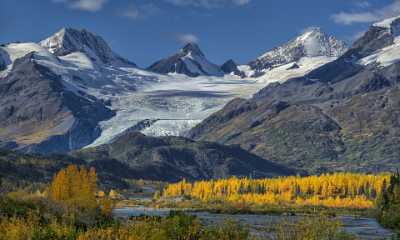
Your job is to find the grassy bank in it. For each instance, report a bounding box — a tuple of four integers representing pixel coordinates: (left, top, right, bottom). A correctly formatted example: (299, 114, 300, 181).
(0, 191, 359, 240)
(145, 198, 375, 217)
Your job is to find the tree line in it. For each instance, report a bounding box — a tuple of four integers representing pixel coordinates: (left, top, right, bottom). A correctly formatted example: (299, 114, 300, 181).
(163, 173, 389, 209)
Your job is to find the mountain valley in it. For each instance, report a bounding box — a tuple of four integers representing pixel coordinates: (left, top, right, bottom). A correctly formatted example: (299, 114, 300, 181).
(1, 17, 399, 177)
(0, 27, 346, 155)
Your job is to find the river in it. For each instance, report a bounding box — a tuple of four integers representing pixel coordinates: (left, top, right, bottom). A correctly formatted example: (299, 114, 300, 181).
(113, 207, 394, 239)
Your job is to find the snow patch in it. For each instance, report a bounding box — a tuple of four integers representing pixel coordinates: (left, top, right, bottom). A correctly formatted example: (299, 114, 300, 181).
(141, 120, 202, 137)
(373, 16, 400, 28)
(358, 37, 400, 67)
(0, 43, 58, 72)
(240, 56, 336, 85)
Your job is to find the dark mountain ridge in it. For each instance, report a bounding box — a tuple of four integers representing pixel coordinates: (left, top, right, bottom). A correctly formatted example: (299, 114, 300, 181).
(73, 132, 294, 182)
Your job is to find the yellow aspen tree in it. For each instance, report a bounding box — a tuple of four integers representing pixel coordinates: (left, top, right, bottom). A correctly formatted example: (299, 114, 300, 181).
(49, 165, 99, 211)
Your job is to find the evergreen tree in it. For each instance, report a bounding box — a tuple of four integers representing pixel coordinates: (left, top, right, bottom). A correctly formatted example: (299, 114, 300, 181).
(377, 172, 400, 230)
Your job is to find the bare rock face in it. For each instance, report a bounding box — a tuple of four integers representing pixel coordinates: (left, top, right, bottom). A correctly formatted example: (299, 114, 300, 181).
(147, 43, 224, 77)
(74, 132, 294, 181)
(0, 52, 114, 154)
(0, 48, 8, 71)
(0, 57, 5, 71)
(352, 27, 394, 58)
(221, 59, 245, 77)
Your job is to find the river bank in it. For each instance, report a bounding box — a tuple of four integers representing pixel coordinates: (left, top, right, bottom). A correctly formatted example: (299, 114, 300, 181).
(113, 206, 395, 240)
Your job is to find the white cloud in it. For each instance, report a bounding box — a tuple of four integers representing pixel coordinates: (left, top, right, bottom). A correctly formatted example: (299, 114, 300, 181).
(332, 0, 400, 25)
(52, 0, 107, 12)
(164, 0, 251, 8)
(332, 12, 379, 25)
(121, 6, 140, 19)
(354, 1, 371, 9)
(120, 4, 161, 20)
(53, 0, 249, 15)
(177, 34, 199, 44)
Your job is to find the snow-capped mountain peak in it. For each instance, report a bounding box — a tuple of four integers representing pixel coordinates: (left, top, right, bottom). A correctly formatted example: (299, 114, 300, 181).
(181, 43, 205, 57)
(297, 27, 323, 41)
(295, 27, 346, 57)
(248, 27, 347, 74)
(147, 43, 223, 77)
(39, 27, 135, 66)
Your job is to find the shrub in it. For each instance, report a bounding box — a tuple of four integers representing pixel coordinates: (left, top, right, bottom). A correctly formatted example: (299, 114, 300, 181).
(275, 215, 357, 240)
(201, 219, 250, 240)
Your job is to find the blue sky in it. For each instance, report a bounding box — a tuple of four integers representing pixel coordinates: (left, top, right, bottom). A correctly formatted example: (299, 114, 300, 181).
(0, 0, 397, 66)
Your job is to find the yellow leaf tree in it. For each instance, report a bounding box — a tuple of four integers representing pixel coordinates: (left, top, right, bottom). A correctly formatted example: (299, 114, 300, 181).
(49, 165, 98, 210)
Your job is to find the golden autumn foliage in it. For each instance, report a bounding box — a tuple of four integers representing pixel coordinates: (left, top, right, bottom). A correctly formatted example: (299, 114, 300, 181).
(76, 214, 250, 240)
(100, 198, 113, 217)
(49, 165, 98, 210)
(163, 173, 389, 209)
(98, 190, 106, 198)
(109, 189, 119, 199)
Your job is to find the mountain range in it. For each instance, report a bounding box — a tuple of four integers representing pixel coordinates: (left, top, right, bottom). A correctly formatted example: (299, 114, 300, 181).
(1, 16, 400, 181)
(0, 25, 346, 154)
(188, 17, 400, 173)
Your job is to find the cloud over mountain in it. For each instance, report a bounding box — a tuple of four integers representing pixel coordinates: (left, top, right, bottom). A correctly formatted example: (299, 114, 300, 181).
(52, 0, 107, 12)
(332, 0, 400, 25)
(164, 0, 251, 8)
(177, 33, 199, 44)
(120, 4, 160, 20)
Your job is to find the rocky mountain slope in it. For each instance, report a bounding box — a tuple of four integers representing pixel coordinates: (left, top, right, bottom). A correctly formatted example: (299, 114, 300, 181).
(0, 28, 162, 152)
(0, 150, 84, 188)
(74, 132, 294, 181)
(0, 149, 139, 189)
(0, 52, 114, 153)
(188, 17, 400, 173)
(147, 43, 224, 77)
(0, 49, 7, 71)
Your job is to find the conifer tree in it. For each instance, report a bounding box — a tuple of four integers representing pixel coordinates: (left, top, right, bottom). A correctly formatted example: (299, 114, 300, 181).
(377, 172, 400, 229)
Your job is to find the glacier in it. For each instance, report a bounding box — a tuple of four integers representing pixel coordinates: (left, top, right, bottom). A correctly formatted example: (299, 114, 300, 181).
(0, 27, 347, 149)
